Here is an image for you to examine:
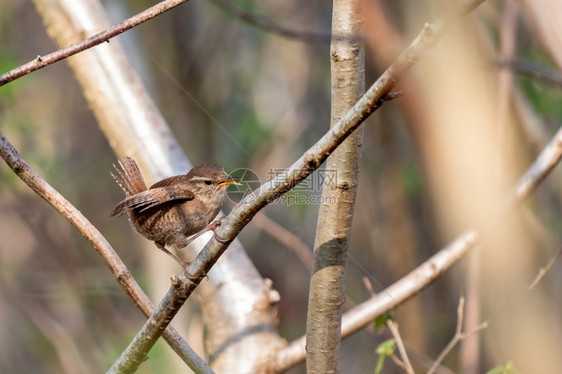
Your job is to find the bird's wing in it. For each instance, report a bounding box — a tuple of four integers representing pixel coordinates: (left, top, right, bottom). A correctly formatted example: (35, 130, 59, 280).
(111, 185, 195, 216)
(150, 175, 187, 188)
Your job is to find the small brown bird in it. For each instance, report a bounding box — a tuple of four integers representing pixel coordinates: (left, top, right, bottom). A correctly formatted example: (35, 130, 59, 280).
(111, 157, 238, 270)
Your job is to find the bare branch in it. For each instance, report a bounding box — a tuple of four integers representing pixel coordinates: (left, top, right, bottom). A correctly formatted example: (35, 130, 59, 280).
(209, 0, 334, 42)
(108, 0, 488, 372)
(434, 244, 560, 373)
(252, 213, 313, 271)
(387, 320, 414, 374)
(30, 0, 280, 371)
(0, 132, 213, 374)
(0, 0, 192, 87)
(495, 58, 562, 89)
(430, 246, 561, 373)
(428, 297, 489, 374)
(389, 354, 410, 374)
(528, 247, 562, 291)
(275, 123, 562, 371)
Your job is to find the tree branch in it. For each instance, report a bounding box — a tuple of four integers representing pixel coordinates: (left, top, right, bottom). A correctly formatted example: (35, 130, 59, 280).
(0, 0, 193, 87)
(428, 297, 489, 374)
(108, 0, 488, 372)
(0, 132, 213, 374)
(387, 320, 414, 374)
(495, 58, 562, 89)
(275, 124, 562, 371)
(305, 0, 364, 371)
(528, 247, 562, 290)
(30, 0, 281, 371)
(252, 213, 313, 271)
(208, 0, 334, 42)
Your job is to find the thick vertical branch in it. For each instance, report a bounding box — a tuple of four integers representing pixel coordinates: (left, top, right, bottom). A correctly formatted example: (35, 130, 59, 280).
(87, 0, 485, 370)
(305, 0, 364, 372)
(277, 124, 562, 372)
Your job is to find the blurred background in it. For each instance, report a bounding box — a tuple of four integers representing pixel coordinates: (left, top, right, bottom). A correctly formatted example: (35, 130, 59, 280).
(1, 0, 562, 372)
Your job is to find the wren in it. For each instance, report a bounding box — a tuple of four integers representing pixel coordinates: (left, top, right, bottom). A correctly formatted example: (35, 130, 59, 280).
(111, 157, 238, 270)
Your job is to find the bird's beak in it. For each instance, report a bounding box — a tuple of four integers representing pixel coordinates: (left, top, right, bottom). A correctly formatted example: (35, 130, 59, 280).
(218, 175, 241, 187)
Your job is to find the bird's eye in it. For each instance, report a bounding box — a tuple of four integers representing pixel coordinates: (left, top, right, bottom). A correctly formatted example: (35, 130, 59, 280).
(204, 180, 212, 185)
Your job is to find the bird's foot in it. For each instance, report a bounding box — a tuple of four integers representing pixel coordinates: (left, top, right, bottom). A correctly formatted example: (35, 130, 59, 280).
(209, 217, 230, 243)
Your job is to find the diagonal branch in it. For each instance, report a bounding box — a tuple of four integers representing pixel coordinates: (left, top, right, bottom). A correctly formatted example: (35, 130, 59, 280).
(0, 132, 214, 373)
(30, 0, 281, 371)
(0, 0, 192, 87)
(209, 0, 333, 42)
(108, 0, 488, 372)
(387, 320, 415, 374)
(275, 124, 562, 371)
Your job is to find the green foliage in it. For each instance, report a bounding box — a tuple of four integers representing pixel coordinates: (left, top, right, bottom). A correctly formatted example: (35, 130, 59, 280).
(0, 48, 22, 104)
(374, 312, 393, 330)
(517, 50, 562, 121)
(486, 361, 521, 374)
(519, 75, 562, 120)
(399, 163, 423, 198)
(236, 111, 273, 153)
(374, 339, 396, 374)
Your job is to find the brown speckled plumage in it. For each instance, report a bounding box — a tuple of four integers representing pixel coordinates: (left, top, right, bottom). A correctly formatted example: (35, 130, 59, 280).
(111, 157, 237, 269)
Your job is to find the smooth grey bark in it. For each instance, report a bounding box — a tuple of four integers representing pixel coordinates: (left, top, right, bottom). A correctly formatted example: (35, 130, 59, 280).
(305, 0, 364, 372)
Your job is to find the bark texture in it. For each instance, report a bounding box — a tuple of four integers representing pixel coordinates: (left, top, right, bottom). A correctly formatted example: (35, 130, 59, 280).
(305, 0, 364, 372)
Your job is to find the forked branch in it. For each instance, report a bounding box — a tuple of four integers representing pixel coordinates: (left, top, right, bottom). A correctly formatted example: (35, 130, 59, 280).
(108, 1, 488, 372)
(276, 124, 562, 371)
(0, 132, 213, 374)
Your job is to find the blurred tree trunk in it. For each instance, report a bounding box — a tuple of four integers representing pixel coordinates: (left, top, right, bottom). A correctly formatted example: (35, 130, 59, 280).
(305, 0, 364, 372)
(31, 0, 284, 372)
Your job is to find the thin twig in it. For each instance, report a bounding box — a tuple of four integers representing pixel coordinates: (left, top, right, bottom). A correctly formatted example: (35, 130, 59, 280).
(109, 1, 488, 372)
(0, 0, 192, 87)
(428, 297, 489, 374)
(382, 90, 406, 102)
(0, 132, 213, 374)
(276, 123, 562, 371)
(208, 0, 345, 43)
(528, 247, 562, 291)
(495, 58, 562, 89)
(252, 213, 313, 271)
(389, 354, 410, 373)
(386, 320, 414, 374)
(431, 245, 561, 373)
(429, 297, 465, 374)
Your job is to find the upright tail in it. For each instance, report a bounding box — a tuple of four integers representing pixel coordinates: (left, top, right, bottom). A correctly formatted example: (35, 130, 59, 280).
(111, 156, 148, 198)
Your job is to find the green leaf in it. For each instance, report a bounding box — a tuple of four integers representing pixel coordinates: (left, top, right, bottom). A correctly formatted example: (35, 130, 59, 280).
(374, 353, 385, 374)
(487, 366, 505, 374)
(399, 163, 423, 198)
(374, 312, 393, 329)
(486, 361, 521, 374)
(374, 339, 395, 374)
(0, 48, 23, 103)
(376, 338, 396, 356)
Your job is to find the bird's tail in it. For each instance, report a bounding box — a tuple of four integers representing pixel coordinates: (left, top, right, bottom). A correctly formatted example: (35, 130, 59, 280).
(111, 156, 147, 198)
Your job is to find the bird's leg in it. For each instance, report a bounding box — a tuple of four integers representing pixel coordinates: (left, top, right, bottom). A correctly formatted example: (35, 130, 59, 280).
(155, 241, 189, 269)
(208, 217, 229, 243)
(183, 217, 229, 246)
(155, 242, 203, 281)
